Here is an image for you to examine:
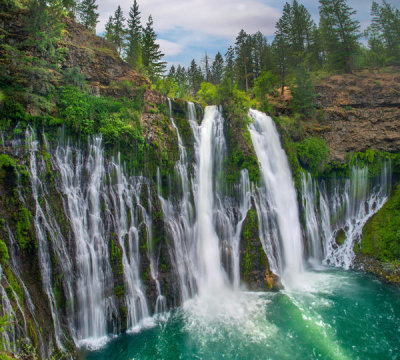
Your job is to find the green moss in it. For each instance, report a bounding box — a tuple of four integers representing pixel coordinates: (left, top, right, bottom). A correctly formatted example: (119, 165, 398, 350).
(114, 285, 125, 299)
(336, 229, 346, 246)
(4, 267, 24, 306)
(359, 183, 400, 262)
(110, 236, 123, 277)
(14, 207, 34, 252)
(0, 239, 9, 265)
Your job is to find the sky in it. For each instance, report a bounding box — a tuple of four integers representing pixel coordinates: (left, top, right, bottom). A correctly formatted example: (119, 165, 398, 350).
(96, 0, 398, 68)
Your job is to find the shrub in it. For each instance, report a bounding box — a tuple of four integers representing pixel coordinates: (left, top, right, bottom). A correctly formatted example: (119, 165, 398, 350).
(296, 137, 329, 176)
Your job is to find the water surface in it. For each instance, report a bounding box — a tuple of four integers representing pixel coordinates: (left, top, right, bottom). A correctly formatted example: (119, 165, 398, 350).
(84, 269, 400, 360)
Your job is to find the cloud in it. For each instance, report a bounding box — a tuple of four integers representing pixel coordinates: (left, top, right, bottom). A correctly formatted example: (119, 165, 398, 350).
(156, 39, 183, 56)
(97, 0, 281, 38)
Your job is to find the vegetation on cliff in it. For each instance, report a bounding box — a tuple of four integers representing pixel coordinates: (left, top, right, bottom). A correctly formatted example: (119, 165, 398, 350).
(359, 183, 400, 264)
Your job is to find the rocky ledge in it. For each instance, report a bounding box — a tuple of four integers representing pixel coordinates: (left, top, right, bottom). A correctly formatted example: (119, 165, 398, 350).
(315, 68, 400, 161)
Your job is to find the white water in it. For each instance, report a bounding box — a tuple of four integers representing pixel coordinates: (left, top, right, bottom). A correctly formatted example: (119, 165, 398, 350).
(195, 106, 227, 293)
(108, 157, 150, 329)
(248, 109, 304, 288)
(301, 162, 392, 269)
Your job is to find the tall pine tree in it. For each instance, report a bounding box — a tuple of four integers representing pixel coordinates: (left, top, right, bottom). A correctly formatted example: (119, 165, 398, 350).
(368, 1, 400, 64)
(319, 0, 361, 72)
(126, 0, 142, 69)
(112, 6, 126, 55)
(142, 15, 166, 78)
(211, 52, 224, 85)
(77, 0, 99, 33)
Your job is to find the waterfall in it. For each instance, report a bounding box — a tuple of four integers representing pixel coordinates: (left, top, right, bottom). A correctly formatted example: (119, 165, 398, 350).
(26, 128, 69, 350)
(108, 158, 150, 330)
(301, 162, 392, 269)
(195, 106, 228, 293)
(158, 100, 197, 302)
(54, 136, 116, 347)
(248, 109, 304, 288)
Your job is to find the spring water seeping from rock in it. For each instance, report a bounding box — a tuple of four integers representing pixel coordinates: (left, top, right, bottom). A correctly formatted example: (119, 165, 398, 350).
(301, 162, 392, 269)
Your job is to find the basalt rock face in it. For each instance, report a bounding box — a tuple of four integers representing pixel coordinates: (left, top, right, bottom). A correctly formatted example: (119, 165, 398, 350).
(315, 69, 400, 161)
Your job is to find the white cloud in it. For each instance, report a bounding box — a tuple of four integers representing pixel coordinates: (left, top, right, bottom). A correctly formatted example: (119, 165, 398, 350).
(156, 39, 183, 56)
(97, 0, 281, 38)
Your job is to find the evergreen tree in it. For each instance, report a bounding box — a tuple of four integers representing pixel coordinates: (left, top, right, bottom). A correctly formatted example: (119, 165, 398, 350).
(211, 52, 224, 85)
(76, 0, 99, 32)
(142, 15, 166, 78)
(187, 59, 203, 95)
(273, 1, 315, 70)
(126, 0, 143, 69)
(175, 65, 187, 88)
(291, 65, 316, 118)
(252, 31, 268, 78)
(168, 65, 176, 78)
(319, 0, 361, 72)
(273, 14, 290, 94)
(112, 6, 126, 55)
(105, 15, 114, 43)
(25, 0, 65, 59)
(202, 52, 211, 82)
(368, 1, 400, 64)
(234, 29, 254, 91)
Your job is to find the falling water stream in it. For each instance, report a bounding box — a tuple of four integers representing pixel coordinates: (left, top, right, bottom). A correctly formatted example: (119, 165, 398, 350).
(2, 105, 398, 359)
(85, 108, 400, 360)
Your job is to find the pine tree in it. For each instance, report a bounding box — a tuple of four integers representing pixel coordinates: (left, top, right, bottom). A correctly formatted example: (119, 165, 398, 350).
(211, 52, 224, 85)
(368, 1, 400, 64)
(187, 59, 203, 95)
(112, 6, 126, 55)
(273, 14, 290, 94)
(126, 0, 142, 69)
(175, 65, 187, 88)
(202, 52, 211, 82)
(168, 65, 176, 78)
(76, 0, 99, 33)
(105, 15, 114, 43)
(234, 29, 254, 91)
(319, 0, 361, 72)
(142, 15, 166, 78)
(291, 65, 316, 118)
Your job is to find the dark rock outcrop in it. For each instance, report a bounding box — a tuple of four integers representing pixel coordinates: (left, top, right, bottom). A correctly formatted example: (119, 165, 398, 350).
(314, 69, 400, 161)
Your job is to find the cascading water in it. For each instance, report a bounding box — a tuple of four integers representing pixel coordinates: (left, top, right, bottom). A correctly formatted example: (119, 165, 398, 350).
(107, 158, 150, 330)
(54, 135, 115, 347)
(26, 128, 70, 350)
(248, 109, 304, 288)
(195, 106, 227, 293)
(301, 162, 392, 269)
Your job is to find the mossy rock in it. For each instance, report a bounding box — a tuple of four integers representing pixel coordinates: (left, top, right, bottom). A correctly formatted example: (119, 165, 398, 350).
(335, 229, 346, 246)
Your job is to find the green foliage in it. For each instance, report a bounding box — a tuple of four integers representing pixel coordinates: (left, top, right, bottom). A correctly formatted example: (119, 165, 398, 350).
(77, 0, 99, 32)
(0, 155, 17, 177)
(367, 1, 400, 66)
(57, 86, 145, 161)
(0, 239, 9, 265)
(319, 0, 361, 72)
(291, 65, 316, 118)
(126, 0, 142, 69)
(142, 15, 166, 80)
(63, 67, 87, 89)
(252, 71, 278, 103)
(197, 82, 218, 105)
(5, 267, 24, 305)
(110, 237, 123, 276)
(360, 183, 400, 261)
(106, 5, 126, 55)
(14, 207, 34, 252)
(296, 137, 329, 176)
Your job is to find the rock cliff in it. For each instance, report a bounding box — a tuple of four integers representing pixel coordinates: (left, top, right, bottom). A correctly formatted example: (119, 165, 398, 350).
(315, 69, 400, 161)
